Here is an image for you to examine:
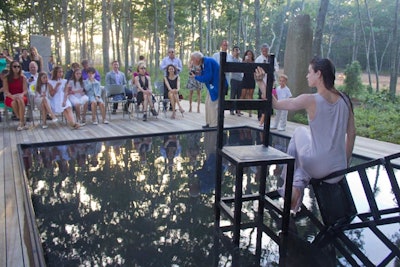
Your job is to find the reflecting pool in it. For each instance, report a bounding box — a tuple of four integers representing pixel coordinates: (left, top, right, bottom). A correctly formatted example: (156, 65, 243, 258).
(21, 128, 399, 266)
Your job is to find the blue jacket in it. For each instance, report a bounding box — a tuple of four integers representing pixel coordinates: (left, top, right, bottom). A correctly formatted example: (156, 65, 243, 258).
(194, 57, 220, 102)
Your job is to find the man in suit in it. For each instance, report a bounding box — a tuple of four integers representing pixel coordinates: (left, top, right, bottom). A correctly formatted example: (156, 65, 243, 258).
(105, 60, 133, 114)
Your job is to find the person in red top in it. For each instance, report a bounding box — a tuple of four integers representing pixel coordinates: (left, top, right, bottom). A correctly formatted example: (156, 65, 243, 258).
(3, 60, 28, 130)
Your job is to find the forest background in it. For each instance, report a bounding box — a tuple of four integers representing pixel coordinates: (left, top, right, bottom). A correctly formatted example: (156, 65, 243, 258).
(0, 0, 399, 143)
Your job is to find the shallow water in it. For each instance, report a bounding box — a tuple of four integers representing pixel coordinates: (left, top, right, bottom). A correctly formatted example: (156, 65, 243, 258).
(21, 128, 399, 266)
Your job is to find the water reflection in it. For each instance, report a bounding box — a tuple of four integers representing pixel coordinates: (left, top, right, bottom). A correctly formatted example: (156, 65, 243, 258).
(22, 129, 399, 266)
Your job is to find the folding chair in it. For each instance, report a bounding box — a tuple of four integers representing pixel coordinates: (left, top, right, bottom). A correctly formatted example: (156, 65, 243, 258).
(105, 84, 128, 120)
(154, 81, 170, 117)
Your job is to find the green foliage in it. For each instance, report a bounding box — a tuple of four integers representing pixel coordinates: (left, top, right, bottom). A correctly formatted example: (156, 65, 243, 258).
(354, 91, 400, 144)
(290, 113, 308, 125)
(343, 61, 364, 98)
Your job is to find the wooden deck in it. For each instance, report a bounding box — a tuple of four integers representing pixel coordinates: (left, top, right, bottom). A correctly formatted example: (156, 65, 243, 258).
(1, 100, 400, 266)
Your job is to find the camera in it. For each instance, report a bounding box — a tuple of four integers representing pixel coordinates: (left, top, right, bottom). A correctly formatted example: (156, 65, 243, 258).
(189, 70, 195, 75)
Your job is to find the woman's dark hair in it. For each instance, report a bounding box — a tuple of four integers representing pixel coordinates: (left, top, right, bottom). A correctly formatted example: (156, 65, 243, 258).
(310, 57, 335, 90)
(87, 67, 96, 74)
(71, 68, 84, 88)
(35, 72, 48, 94)
(242, 50, 255, 62)
(51, 65, 63, 80)
(7, 60, 23, 83)
(165, 64, 177, 76)
(310, 57, 353, 113)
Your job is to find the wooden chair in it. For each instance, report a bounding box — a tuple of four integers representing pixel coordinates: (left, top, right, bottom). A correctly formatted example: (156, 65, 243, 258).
(154, 81, 170, 117)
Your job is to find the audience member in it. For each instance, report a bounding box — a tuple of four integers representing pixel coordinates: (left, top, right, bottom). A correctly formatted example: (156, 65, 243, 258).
(254, 57, 356, 213)
(105, 60, 132, 114)
(64, 62, 80, 81)
(164, 64, 184, 119)
(189, 51, 223, 129)
(229, 46, 243, 115)
(134, 61, 158, 121)
(81, 59, 101, 81)
(19, 48, 31, 72)
(49, 66, 80, 129)
(186, 58, 203, 113)
(34, 72, 58, 129)
(28, 46, 44, 72)
(269, 74, 292, 131)
(240, 49, 256, 117)
(3, 60, 28, 130)
(160, 48, 182, 74)
(213, 40, 232, 95)
(84, 67, 108, 124)
(48, 55, 55, 75)
(66, 68, 89, 125)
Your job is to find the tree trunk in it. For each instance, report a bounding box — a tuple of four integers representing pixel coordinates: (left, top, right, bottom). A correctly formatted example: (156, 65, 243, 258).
(154, 0, 160, 82)
(81, 0, 87, 60)
(166, 0, 175, 49)
(352, 23, 358, 62)
(274, 0, 291, 63)
(61, 0, 71, 65)
(198, 0, 203, 52)
(389, 0, 399, 97)
(356, 0, 372, 89)
(122, 0, 132, 76)
(237, 0, 244, 47)
(254, 0, 261, 52)
(312, 0, 329, 57)
(206, 0, 211, 54)
(102, 0, 110, 73)
(363, 0, 379, 92)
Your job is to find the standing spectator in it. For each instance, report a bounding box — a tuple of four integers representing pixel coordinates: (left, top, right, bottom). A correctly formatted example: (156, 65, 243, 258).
(105, 60, 132, 114)
(81, 59, 101, 81)
(269, 74, 292, 131)
(84, 67, 108, 125)
(66, 68, 89, 125)
(3, 60, 28, 130)
(28, 46, 44, 73)
(164, 64, 184, 119)
(229, 46, 243, 115)
(186, 58, 203, 113)
(240, 49, 256, 117)
(189, 51, 222, 129)
(19, 48, 31, 72)
(134, 61, 158, 121)
(34, 72, 58, 129)
(213, 40, 232, 96)
(49, 66, 80, 129)
(48, 55, 55, 75)
(64, 62, 80, 81)
(254, 57, 356, 213)
(1, 49, 13, 63)
(160, 48, 183, 74)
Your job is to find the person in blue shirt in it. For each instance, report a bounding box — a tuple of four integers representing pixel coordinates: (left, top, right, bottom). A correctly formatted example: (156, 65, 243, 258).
(189, 51, 222, 128)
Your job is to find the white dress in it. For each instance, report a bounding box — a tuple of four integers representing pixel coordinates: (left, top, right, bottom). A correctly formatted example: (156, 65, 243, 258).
(48, 79, 72, 114)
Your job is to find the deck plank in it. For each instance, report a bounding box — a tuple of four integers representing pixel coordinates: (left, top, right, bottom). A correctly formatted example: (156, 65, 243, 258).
(1, 100, 400, 266)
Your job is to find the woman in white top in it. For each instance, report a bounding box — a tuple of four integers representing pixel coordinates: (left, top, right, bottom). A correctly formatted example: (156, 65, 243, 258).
(34, 72, 58, 129)
(49, 66, 80, 129)
(66, 68, 89, 124)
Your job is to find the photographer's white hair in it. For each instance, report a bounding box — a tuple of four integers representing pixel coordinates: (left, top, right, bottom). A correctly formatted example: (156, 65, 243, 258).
(190, 51, 204, 59)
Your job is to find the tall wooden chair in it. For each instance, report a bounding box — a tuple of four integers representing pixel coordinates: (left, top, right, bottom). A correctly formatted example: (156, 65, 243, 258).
(215, 52, 295, 266)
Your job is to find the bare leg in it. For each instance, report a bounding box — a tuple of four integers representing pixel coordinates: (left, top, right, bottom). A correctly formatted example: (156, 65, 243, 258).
(75, 104, 81, 122)
(91, 102, 97, 122)
(189, 90, 193, 112)
(99, 102, 106, 122)
(168, 91, 176, 118)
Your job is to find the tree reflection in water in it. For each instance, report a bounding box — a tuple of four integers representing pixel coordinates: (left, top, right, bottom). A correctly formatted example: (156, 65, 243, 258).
(23, 129, 391, 266)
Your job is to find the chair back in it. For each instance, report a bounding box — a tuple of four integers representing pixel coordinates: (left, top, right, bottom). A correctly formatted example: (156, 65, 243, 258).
(154, 81, 165, 96)
(105, 84, 125, 97)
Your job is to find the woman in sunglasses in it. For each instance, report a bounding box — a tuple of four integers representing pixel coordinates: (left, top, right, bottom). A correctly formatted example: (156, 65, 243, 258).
(3, 60, 28, 130)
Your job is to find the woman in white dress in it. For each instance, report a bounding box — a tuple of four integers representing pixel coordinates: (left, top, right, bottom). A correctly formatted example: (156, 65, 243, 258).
(34, 72, 58, 129)
(66, 68, 89, 125)
(49, 66, 80, 129)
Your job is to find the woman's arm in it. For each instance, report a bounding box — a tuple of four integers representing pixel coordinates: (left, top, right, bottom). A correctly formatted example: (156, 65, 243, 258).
(147, 76, 152, 92)
(346, 111, 356, 165)
(176, 76, 180, 91)
(134, 76, 143, 92)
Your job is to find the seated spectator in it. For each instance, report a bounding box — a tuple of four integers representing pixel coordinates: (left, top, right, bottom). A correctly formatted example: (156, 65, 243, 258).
(19, 48, 31, 72)
(134, 61, 158, 121)
(49, 66, 80, 129)
(81, 59, 101, 81)
(163, 64, 184, 119)
(3, 60, 28, 130)
(84, 67, 108, 125)
(34, 72, 58, 129)
(64, 62, 80, 81)
(26, 61, 39, 95)
(66, 68, 89, 125)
